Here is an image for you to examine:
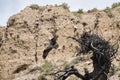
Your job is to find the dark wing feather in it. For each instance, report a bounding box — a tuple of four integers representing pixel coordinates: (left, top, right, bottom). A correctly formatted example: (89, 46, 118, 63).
(43, 46, 53, 59)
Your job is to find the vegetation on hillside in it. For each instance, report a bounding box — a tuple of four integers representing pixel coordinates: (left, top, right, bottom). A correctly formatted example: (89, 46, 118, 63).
(55, 3, 69, 11)
(112, 2, 120, 8)
(104, 7, 114, 18)
(77, 9, 83, 14)
(88, 8, 98, 13)
(30, 4, 45, 13)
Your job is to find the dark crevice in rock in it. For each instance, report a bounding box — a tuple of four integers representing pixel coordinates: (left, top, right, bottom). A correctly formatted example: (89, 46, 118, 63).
(13, 64, 29, 74)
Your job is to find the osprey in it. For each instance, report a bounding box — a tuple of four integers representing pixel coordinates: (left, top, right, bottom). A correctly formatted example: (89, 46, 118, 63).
(43, 35, 58, 59)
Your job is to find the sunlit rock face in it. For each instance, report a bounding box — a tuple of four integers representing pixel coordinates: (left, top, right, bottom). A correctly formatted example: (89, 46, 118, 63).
(0, 5, 120, 80)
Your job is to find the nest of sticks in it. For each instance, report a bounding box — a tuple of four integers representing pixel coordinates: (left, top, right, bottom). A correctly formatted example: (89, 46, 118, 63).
(52, 32, 119, 80)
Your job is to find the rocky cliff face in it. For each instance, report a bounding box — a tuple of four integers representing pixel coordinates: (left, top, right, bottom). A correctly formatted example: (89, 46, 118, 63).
(0, 5, 120, 80)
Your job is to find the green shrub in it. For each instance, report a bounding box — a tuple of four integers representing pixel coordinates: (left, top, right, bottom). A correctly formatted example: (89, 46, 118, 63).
(41, 61, 53, 73)
(55, 3, 69, 11)
(104, 7, 110, 11)
(38, 75, 47, 80)
(73, 12, 82, 18)
(38, 6, 45, 13)
(62, 61, 69, 68)
(106, 11, 114, 18)
(112, 2, 120, 8)
(77, 9, 83, 14)
(104, 7, 114, 18)
(88, 8, 98, 13)
(55, 4, 58, 7)
(30, 4, 45, 13)
(30, 4, 39, 10)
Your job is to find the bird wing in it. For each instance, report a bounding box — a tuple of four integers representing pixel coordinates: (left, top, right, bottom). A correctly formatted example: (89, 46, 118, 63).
(42, 46, 53, 59)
